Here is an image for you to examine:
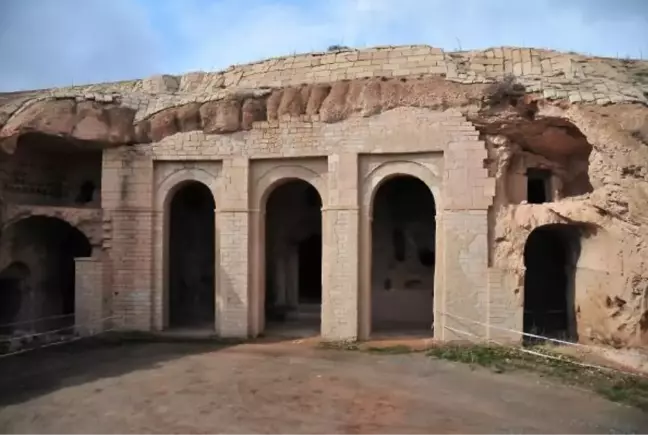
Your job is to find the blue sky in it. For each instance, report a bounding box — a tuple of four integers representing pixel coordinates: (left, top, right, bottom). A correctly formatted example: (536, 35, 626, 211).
(1, 0, 647, 91)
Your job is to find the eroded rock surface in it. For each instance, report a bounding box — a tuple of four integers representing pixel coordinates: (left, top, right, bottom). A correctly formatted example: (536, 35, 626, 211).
(0, 99, 136, 146)
(0, 77, 485, 146)
(1, 45, 646, 147)
(486, 102, 648, 347)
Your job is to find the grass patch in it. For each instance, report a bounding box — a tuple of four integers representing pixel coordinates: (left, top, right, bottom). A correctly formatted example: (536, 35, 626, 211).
(427, 343, 513, 372)
(318, 340, 360, 351)
(427, 344, 648, 411)
(319, 342, 419, 355)
(366, 345, 414, 355)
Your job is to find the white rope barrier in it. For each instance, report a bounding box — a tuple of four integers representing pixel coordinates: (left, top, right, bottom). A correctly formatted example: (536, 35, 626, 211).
(0, 313, 75, 329)
(441, 323, 648, 378)
(0, 324, 76, 343)
(440, 309, 605, 352)
(0, 315, 119, 359)
(0, 327, 118, 359)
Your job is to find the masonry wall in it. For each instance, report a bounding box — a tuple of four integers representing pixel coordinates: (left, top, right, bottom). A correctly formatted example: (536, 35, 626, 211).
(101, 147, 153, 330)
(102, 106, 496, 341)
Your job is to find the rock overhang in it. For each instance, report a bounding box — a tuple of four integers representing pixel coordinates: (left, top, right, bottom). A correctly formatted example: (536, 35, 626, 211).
(0, 44, 646, 152)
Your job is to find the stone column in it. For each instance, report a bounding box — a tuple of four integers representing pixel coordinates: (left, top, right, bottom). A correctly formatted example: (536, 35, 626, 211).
(438, 139, 494, 341)
(322, 153, 360, 341)
(75, 256, 106, 336)
(101, 147, 154, 331)
(439, 211, 489, 340)
(249, 207, 263, 337)
(217, 157, 250, 338)
(357, 205, 373, 340)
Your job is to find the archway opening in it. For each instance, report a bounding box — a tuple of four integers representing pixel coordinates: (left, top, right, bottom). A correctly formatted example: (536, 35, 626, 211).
(0, 216, 91, 333)
(523, 224, 581, 343)
(168, 181, 216, 329)
(371, 175, 436, 333)
(264, 180, 322, 334)
(0, 262, 30, 335)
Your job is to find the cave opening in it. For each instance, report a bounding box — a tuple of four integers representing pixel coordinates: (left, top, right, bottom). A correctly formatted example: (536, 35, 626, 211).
(0, 216, 91, 334)
(371, 175, 436, 333)
(7, 133, 103, 207)
(265, 180, 322, 333)
(476, 116, 595, 206)
(523, 224, 581, 344)
(75, 180, 97, 204)
(168, 181, 216, 329)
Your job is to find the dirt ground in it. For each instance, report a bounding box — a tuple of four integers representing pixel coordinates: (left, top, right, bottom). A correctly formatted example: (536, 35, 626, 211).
(0, 338, 646, 434)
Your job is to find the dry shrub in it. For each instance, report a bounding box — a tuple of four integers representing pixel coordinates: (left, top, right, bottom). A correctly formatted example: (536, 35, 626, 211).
(327, 45, 351, 52)
(484, 74, 526, 107)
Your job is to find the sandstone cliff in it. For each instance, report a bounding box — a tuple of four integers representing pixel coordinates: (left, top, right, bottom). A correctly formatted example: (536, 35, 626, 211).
(0, 45, 647, 347)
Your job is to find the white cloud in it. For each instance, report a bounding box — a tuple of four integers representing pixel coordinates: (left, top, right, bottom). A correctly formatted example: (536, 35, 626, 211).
(0, 0, 646, 91)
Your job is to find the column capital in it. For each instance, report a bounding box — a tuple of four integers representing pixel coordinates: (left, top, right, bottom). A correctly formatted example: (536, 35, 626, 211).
(321, 206, 359, 212)
(215, 208, 260, 214)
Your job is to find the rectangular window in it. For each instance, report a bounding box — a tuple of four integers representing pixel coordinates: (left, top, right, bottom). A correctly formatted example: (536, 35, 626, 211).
(527, 168, 552, 204)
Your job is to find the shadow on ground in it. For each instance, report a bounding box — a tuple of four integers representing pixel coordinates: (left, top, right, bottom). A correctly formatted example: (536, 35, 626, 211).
(0, 328, 430, 409)
(0, 334, 245, 407)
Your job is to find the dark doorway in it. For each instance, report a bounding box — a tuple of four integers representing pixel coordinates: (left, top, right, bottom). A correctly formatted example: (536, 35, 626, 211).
(265, 180, 322, 333)
(168, 181, 216, 329)
(0, 217, 91, 333)
(523, 224, 581, 343)
(0, 262, 30, 335)
(371, 175, 436, 333)
(298, 234, 322, 304)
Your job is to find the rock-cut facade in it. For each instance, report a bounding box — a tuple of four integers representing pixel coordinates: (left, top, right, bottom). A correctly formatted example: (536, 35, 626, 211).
(0, 45, 647, 348)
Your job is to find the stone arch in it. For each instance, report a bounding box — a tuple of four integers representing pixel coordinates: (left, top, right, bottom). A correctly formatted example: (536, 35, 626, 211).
(156, 167, 220, 211)
(153, 167, 221, 331)
(0, 216, 92, 333)
(359, 160, 441, 338)
(254, 164, 327, 210)
(1, 215, 93, 257)
(362, 160, 442, 213)
(250, 164, 327, 337)
(2, 210, 99, 248)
